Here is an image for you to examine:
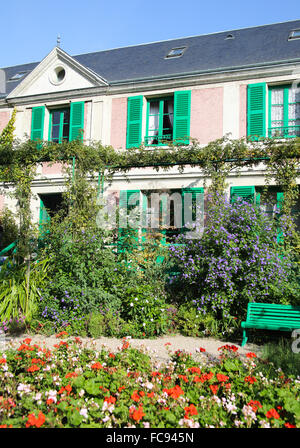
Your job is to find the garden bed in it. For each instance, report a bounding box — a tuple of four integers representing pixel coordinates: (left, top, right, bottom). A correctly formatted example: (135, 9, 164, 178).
(0, 335, 299, 428)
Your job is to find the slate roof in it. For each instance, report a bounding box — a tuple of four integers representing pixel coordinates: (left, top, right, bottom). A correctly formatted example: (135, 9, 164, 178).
(2, 19, 300, 97)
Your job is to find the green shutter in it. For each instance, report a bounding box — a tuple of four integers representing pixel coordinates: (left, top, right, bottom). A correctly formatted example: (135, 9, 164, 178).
(69, 102, 84, 141)
(173, 90, 191, 145)
(126, 96, 143, 149)
(230, 186, 256, 203)
(31, 106, 45, 143)
(247, 83, 266, 140)
(118, 190, 140, 252)
(39, 198, 50, 238)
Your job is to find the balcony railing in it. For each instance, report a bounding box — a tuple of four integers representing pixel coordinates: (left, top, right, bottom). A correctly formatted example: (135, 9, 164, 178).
(144, 134, 173, 146)
(268, 125, 300, 139)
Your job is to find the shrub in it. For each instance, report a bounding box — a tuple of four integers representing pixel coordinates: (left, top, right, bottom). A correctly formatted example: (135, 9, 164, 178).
(38, 227, 126, 329)
(169, 194, 299, 334)
(0, 207, 18, 252)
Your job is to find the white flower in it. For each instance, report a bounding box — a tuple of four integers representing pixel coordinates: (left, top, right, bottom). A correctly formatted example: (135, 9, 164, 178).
(130, 303, 134, 307)
(79, 389, 85, 397)
(80, 408, 88, 419)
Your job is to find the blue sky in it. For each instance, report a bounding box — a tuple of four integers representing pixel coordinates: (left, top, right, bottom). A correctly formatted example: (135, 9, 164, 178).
(1, 0, 299, 68)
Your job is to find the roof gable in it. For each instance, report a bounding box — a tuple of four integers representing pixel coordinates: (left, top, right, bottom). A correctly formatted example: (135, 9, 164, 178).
(6, 47, 108, 99)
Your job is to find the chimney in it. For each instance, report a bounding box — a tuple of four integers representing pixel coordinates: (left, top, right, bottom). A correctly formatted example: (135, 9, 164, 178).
(0, 69, 6, 94)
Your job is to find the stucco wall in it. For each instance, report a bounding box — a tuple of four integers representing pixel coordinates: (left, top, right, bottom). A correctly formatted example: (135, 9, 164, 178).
(110, 97, 127, 150)
(190, 87, 223, 144)
(0, 111, 10, 133)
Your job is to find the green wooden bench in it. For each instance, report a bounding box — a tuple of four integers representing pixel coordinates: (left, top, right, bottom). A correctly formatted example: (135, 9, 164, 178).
(241, 302, 300, 346)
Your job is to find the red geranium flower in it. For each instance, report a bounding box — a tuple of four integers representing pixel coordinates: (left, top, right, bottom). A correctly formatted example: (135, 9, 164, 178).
(246, 352, 257, 358)
(91, 362, 103, 370)
(26, 411, 45, 428)
(131, 390, 141, 402)
(163, 385, 184, 399)
(244, 376, 257, 384)
(104, 396, 116, 404)
(184, 404, 198, 419)
(129, 405, 145, 422)
(27, 365, 40, 373)
(284, 423, 296, 428)
(216, 373, 229, 383)
(209, 385, 219, 395)
(247, 400, 262, 412)
(266, 408, 280, 419)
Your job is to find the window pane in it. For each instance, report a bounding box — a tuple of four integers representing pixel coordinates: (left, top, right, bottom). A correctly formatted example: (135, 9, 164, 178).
(148, 101, 159, 144)
(51, 111, 61, 125)
(288, 86, 300, 103)
(63, 108, 70, 124)
(162, 98, 174, 139)
(51, 125, 60, 142)
(271, 89, 284, 104)
(271, 105, 284, 123)
(62, 123, 70, 141)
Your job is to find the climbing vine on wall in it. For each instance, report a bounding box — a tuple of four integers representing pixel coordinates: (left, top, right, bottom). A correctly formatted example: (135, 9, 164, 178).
(0, 131, 299, 261)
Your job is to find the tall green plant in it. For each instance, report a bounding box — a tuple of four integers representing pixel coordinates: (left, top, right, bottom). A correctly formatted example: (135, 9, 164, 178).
(0, 259, 49, 322)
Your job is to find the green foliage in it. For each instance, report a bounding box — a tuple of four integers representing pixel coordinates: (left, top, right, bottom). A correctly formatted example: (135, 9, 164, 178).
(38, 227, 125, 328)
(0, 109, 16, 147)
(170, 194, 300, 337)
(260, 338, 300, 378)
(87, 310, 126, 338)
(0, 259, 49, 323)
(0, 207, 18, 251)
(121, 284, 170, 337)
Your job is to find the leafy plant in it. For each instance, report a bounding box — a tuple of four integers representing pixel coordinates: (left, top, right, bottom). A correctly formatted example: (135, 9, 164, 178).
(0, 259, 49, 324)
(169, 194, 300, 337)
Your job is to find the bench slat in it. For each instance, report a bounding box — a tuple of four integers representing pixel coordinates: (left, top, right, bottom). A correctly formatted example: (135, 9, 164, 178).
(241, 302, 300, 346)
(248, 303, 300, 309)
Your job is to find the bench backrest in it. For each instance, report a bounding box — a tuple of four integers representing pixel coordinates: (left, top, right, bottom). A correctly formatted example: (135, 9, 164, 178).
(247, 302, 300, 326)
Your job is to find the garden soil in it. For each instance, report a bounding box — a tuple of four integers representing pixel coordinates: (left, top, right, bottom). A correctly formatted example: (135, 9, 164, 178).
(4, 334, 260, 365)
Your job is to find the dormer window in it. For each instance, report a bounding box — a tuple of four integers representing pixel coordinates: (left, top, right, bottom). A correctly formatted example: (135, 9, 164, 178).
(288, 29, 300, 40)
(8, 71, 28, 81)
(165, 47, 187, 59)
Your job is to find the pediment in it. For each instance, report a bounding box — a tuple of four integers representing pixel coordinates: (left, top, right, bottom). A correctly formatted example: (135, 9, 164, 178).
(7, 47, 108, 99)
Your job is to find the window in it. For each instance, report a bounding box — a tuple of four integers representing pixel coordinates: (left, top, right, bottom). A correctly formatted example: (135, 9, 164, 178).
(8, 71, 28, 81)
(31, 101, 84, 144)
(126, 91, 191, 149)
(288, 29, 300, 40)
(118, 188, 204, 251)
(145, 97, 174, 146)
(165, 47, 187, 58)
(49, 108, 70, 143)
(247, 83, 300, 140)
(268, 85, 300, 138)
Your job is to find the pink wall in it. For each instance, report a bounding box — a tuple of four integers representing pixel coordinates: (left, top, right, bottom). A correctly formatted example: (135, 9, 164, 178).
(42, 162, 63, 175)
(239, 85, 247, 138)
(0, 111, 11, 133)
(110, 97, 127, 150)
(190, 87, 223, 144)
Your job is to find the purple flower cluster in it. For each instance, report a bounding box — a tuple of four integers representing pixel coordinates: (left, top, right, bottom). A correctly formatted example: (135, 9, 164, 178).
(169, 194, 296, 319)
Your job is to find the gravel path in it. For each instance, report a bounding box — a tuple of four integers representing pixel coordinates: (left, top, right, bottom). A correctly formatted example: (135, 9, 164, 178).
(2, 334, 261, 365)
